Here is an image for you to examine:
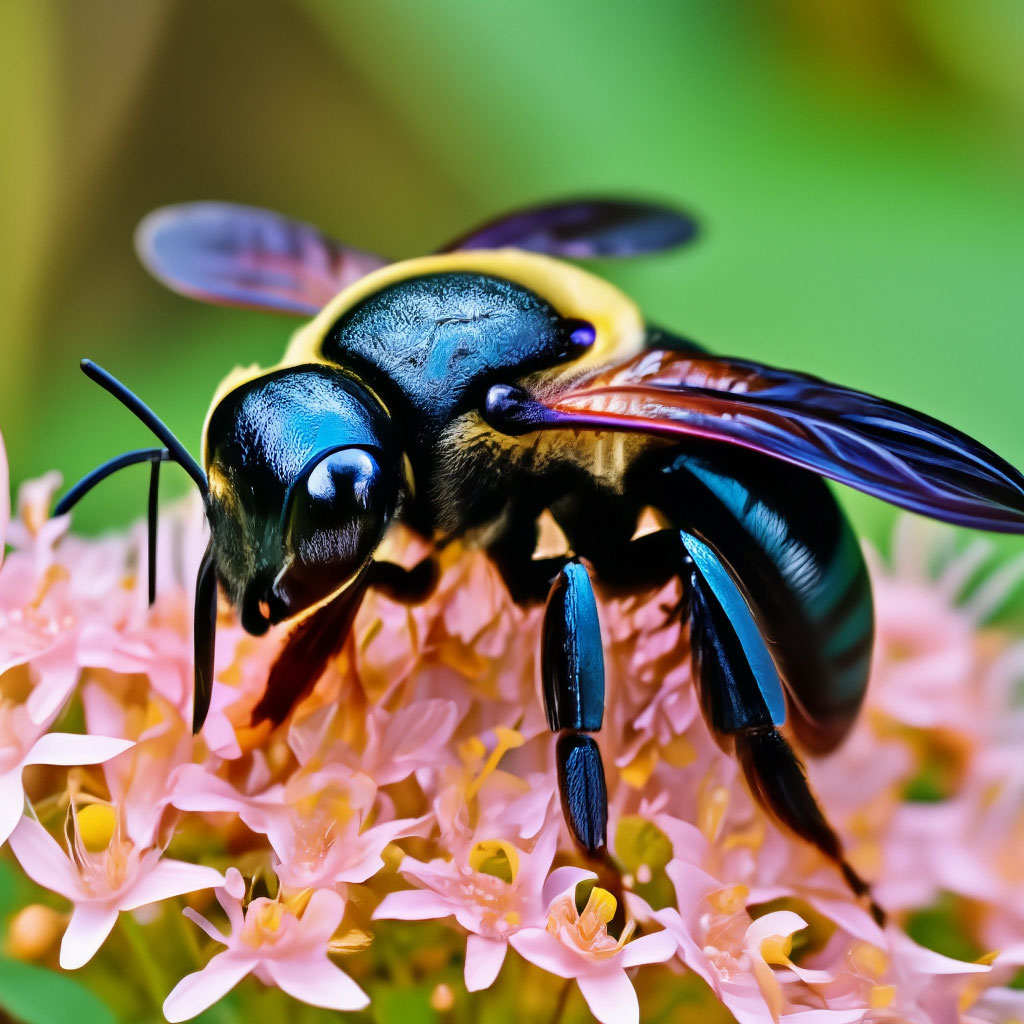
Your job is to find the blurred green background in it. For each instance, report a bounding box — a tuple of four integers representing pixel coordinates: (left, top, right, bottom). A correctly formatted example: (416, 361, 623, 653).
(2, 0, 1023, 554)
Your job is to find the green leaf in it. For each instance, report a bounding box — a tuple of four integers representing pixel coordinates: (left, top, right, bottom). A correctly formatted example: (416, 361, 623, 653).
(0, 955, 118, 1024)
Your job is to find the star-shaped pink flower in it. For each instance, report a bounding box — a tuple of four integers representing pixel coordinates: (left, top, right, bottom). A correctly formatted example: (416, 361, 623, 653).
(164, 868, 368, 1021)
(0, 698, 133, 846)
(508, 872, 677, 1024)
(8, 815, 223, 968)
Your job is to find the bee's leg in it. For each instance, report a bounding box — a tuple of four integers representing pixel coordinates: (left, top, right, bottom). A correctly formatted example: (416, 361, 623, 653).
(680, 533, 884, 924)
(146, 457, 160, 605)
(542, 560, 608, 855)
(367, 555, 439, 604)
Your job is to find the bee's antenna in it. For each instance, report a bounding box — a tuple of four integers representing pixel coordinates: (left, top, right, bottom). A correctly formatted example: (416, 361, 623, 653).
(78, 359, 208, 494)
(57, 360, 210, 608)
(61, 359, 219, 733)
(54, 447, 170, 517)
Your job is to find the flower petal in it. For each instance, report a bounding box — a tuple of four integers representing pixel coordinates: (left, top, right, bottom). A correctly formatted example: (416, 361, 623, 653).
(60, 902, 120, 969)
(542, 866, 596, 907)
(8, 817, 81, 900)
(24, 732, 134, 768)
(0, 768, 26, 846)
(373, 889, 456, 922)
(290, 888, 345, 946)
(576, 967, 640, 1024)
(182, 908, 228, 945)
(618, 929, 678, 969)
(265, 956, 370, 1012)
(509, 928, 582, 979)
(465, 934, 507, 992)
(163, 952, 254, 1022)
(120, 859, 224, 911)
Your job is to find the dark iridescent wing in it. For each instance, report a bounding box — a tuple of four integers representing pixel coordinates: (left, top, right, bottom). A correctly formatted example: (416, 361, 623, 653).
(486, 350, 1024, 533)
(439, 199, 698, 258)
(136, 203, 388, 316)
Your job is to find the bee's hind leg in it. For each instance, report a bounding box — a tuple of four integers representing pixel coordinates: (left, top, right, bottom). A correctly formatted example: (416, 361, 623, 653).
(680, 531, 885, 925)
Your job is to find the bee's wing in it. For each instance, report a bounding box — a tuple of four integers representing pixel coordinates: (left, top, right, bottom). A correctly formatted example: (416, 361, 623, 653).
(136, 203, 389, 316)
(489, 349, 1024, 532)
(439, 198, 698, 258)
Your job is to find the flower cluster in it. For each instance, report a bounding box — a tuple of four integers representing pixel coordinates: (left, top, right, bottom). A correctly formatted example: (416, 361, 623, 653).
(1, 430, 1023, 1024)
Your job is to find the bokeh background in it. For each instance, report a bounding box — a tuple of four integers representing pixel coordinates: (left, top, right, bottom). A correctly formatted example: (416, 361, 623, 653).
(2, 0, 1024, 553)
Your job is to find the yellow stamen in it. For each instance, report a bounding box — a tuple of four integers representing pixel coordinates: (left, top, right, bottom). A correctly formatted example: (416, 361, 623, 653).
(869, 985, 896, 1009)
(580, 886, 617, 941)
(708, 885, 749, 916)
(760, 933, 794, 966)
(661, 734, 696, 767)
(466, 728, 524, 800)
(281, 888, 313, 916)
(143, 700, 164, 732)
(697, 784, 729, 841)
(75, 804, 117, 853)
(849, 940, 890, 978)
(620, 743, 658, 788)
(469, 839, 519, 883)
(721, 817, 765, 854)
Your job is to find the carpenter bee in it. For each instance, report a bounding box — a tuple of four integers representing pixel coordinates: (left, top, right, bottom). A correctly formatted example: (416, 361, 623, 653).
(58, 198, 1024, 923)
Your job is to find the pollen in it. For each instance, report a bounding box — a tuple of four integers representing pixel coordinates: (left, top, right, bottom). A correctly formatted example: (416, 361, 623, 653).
(75, 804, 117, 853)
(469, 839, 519, 884)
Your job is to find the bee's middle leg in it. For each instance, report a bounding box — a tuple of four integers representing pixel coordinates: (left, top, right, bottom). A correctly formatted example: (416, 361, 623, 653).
(542, 559, 609, 854)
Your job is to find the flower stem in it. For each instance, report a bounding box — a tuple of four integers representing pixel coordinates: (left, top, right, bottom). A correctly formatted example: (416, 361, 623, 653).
(119, 912, 167, 1008)
(550, 978, 573, 1024)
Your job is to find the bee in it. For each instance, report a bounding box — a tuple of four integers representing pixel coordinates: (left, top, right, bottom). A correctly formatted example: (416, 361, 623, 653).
(58, 198, 1024, 923)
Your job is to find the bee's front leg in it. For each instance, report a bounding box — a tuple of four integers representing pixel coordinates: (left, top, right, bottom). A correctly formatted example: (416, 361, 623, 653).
(542, 560, 608, 855)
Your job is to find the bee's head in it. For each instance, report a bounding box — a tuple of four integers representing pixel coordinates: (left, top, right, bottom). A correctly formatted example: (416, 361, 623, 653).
(205, 364, 401, 634)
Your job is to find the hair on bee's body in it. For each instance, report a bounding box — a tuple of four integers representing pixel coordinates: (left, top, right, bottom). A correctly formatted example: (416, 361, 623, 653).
(61, 197, 1024, 925)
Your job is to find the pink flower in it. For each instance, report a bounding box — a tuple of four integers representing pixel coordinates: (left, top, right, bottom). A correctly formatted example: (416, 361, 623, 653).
(374, 824, 560, 991)
(0, 696, 134, 845)
(508, 872, 677, 1024)
(163, 868, 368, 1021)
(7, 814, 223, 968)
(289, 696, 459, 786)
(170, 761, 420, 891)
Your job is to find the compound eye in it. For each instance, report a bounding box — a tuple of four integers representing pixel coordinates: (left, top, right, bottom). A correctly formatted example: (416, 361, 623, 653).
(274, 447, 388, 617)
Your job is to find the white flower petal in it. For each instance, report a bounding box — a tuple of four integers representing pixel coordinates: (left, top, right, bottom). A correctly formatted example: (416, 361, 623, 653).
(0, 768, 26, 846)
(120, 859, 224, 911)
(576, 967, 640, 1024)
(465, 934, 507, 992)
(163, 952, 254, 1022)
(23, 732, 134, 768)
(60, 902, 120, 969)
(373, 889, 456, 922)
(265, 956, 370, 1012)
(8, 817, 81, 900)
